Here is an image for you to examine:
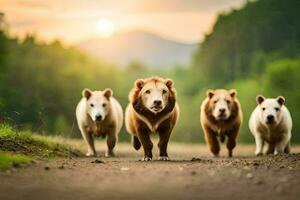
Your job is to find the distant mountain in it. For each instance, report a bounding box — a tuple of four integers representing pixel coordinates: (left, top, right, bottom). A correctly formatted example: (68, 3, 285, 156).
(77, 31, 198, 68)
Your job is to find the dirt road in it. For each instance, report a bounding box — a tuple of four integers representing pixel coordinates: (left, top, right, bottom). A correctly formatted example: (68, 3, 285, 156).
(1, 142, 300, 200)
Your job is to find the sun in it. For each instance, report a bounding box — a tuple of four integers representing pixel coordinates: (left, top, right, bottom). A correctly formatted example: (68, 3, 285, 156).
(95, 18, 115, 37)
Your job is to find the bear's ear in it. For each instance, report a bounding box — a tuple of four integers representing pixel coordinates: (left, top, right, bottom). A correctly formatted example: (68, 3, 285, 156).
(229, 89, 237, 98)
(134, 79, 145, 90)
(82, 88, 92, 100)
(276, 96, 285, 106)
(256, 95, 265, 105)
(103, 88, 113, 99)
(206, 89, 214, 98)
(165, 79, 173, 89)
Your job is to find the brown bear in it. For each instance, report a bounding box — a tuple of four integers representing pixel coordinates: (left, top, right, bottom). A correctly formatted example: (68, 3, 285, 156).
(125, 77, 179, 161)
(200, 89, 242, 157)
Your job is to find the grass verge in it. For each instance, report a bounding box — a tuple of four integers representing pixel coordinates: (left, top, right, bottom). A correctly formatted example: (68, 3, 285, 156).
(0, 152, 32, 171)
(0, 124, 83, 171)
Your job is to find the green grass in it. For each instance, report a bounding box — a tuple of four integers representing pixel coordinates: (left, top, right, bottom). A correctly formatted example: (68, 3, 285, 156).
(0, 124, 83, 171)
(0, 124, 83, 158)
(0, 152, 32, 171)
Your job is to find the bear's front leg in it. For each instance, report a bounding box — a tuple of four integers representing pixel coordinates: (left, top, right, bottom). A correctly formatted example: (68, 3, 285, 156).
(204, 125, 220, 156)
(284, 141, 291, 154)
(157, 119, 173, 161)
(106, 132, 117, 157)
(136, 122, 153, 161)
(226, 125, 239, 157)
(254, 133, 264, 156)
(274, 135, 290, 155)
(266, 142, 275, 154)
(226, 132, 238, 157)
(81, 127, 97, 157)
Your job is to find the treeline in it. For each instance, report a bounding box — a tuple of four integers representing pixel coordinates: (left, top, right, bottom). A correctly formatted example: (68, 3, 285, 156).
(193, 0, 300, 83)
(0, 0, 300, 143)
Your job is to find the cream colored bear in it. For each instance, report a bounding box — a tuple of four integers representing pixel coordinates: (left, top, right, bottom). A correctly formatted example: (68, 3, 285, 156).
(76, 88, 123, 157)
(249, 95, 292, 155)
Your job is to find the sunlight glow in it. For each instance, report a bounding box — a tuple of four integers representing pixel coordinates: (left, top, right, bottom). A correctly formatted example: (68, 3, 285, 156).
(95, 18, 115, 38)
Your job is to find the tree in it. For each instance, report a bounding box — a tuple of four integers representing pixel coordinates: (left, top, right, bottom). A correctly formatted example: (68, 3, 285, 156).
(193, 0, 300, 83)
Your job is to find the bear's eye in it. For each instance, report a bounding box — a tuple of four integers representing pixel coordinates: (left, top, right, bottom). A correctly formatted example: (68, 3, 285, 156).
(275, 107, 280, 112)
(213, 100, 218, 104)
(102, 103, 106, 107)
(226, 100, 231, 104)
(162, 89, 167, 94)
(90, 104, 94, 107)
(262, 107, 266, 111)
(145, 90, 151, 94)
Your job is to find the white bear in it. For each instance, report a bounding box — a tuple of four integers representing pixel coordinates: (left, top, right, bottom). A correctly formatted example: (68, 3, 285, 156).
(249, 95, 292, 156)
(76, 88, 123, 157)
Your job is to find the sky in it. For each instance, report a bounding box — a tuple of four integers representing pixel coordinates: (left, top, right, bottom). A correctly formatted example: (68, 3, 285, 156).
(0, 0, 246, 44)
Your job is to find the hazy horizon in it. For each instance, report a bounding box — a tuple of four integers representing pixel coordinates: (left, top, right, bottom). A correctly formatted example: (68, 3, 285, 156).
(0, 0, 246, 44)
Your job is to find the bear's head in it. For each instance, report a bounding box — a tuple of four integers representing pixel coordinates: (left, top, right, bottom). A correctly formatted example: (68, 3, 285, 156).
(256, 95, 285, 126)
(82, 88, 113, 122)
(129, 77, 176, 115)
(205, 89, 238, 121)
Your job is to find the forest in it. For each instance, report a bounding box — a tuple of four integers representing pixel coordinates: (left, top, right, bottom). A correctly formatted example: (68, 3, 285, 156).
(0, 0, 299, 143)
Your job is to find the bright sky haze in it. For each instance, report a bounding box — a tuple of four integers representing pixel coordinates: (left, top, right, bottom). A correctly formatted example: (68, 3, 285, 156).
(0, 0, 246, 43)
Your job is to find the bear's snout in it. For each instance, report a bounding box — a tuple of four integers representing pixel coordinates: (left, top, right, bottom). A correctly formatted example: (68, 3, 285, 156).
(216, 107, 228, 119)
(266, 115, 274, 124)
(95, 114, 103, 122)
(219, 108, 226, 114)
(153, 100, 162, 106)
